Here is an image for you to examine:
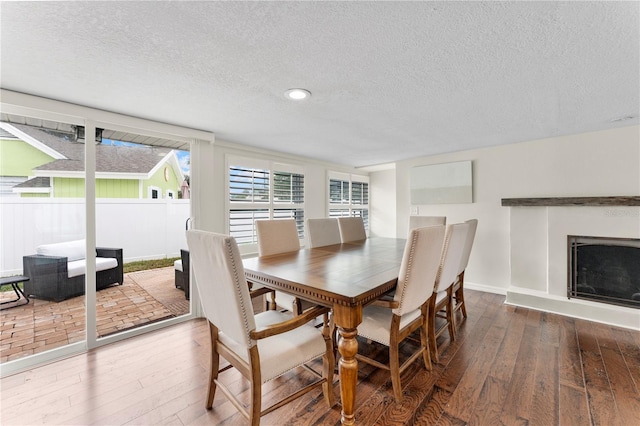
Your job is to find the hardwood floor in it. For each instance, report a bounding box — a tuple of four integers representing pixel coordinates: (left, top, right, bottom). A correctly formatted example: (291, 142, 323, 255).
(1, 290, 638, 425)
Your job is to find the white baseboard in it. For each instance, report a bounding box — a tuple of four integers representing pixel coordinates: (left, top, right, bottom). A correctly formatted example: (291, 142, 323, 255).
(464, 281, 507, 296)
(505, 287, 640, 331)
(461, 282, 639, 330)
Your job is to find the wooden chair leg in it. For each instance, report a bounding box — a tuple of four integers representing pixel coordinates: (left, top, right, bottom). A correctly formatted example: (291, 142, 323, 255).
(428, 297, 439, 362)
(454, 272, 467, 320)
(329, 312, 339, 364)
(389, 316, 403, 402)
(207, 322, 220, 409)
(456, 285, 467, 318)
(420, 305, 432, 371)
(269, 291, 276, 310)
(447, 288, 456, 341)
(292, 297, 302, 316)
(322, 313, 336, 407)
(249, 347, 262, 426)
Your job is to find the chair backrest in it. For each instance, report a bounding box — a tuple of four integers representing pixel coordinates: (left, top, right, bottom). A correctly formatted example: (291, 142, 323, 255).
(255, 219, 300, 257)
(457, 219, 478, 275)
(434, 222, 470, 293)
(337, 217, 367, 242)
(408, 215, 446, 230)
(306, 218, 341, 248)
(393, 225, 446, 316)
(186, 230, 256, 349)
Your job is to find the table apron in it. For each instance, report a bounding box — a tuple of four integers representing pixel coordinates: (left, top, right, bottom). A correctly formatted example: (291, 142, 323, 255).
(244, 271, 396, 309)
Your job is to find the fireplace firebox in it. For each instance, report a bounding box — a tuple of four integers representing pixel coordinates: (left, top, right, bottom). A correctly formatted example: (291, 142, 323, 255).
(568, 236, 640, 309)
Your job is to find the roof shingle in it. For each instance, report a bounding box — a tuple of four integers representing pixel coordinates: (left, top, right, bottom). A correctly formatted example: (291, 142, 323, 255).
(10, 123, 173, 174)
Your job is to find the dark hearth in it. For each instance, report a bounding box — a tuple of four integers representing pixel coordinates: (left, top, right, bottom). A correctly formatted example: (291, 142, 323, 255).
(568, 236, 640, 308)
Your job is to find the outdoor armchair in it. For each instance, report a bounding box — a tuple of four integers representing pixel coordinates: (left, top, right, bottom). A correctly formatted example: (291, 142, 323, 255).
(22, 240, 123, 302)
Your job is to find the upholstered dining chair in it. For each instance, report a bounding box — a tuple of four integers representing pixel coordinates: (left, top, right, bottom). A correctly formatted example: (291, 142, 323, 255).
(408, 215, 446, 233)
(429, 222, 470, 362)
(186, 230, 335, 425)
(337, 216, 367, 243)
(452, 219, 478, 322)
(306, 218, 341, 248)
(356, 225, 446, 402)
(255, 219, 314, 315)
(379, 216, 447, 301)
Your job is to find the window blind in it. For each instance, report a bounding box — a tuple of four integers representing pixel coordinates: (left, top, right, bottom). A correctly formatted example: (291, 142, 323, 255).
(228, 158, 305, 245)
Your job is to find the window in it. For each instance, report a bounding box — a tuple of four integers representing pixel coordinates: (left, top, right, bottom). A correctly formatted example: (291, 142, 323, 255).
(328, 172, 369, 231)
(166, 189, 175, 199)
(149, 187, 160, 199)
(228, 157, 304, 248)
(0, 176, 28, 198)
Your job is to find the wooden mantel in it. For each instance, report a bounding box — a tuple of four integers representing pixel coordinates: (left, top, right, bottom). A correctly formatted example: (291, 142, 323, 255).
(501, 196, 640, 207)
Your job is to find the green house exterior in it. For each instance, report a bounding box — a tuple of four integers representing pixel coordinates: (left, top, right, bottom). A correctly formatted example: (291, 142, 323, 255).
(0, 123, 186, 199)
(50, 169, 181, 199)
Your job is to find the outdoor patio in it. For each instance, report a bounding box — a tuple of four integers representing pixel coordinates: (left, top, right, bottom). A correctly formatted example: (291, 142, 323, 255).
(0, 267, 189, 363)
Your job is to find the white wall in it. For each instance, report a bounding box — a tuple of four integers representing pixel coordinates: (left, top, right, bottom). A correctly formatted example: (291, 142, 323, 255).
(190, 139, 366, 247)
(369, 168, 397, 237)
(371, 125, 640, 328)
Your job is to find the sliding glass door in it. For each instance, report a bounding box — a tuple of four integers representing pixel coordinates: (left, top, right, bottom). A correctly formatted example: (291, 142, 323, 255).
(94, 127, 192, 341)
(0, 115, 87, 365)
(0, 99, 202, 375)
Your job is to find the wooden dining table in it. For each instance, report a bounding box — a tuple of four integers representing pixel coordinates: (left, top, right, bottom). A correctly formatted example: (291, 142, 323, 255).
(243, 237, 407, 425)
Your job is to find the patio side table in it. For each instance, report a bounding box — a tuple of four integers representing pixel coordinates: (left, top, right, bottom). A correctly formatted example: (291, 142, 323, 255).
(0, 275, 30, 308)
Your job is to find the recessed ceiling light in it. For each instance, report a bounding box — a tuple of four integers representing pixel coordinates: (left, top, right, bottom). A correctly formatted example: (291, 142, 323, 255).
(285, 88, 311, 100)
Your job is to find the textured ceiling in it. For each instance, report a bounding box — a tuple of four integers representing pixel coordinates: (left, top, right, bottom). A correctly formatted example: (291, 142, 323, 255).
(1, 1, 638, 167)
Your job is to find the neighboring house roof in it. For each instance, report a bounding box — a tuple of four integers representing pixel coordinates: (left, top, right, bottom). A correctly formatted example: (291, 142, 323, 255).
(14, 176, 51, 189)
(0, 127, 17, 139)
(3, 123, 185, 181)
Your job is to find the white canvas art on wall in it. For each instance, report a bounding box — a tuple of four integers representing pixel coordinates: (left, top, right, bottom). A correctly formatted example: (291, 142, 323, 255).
(410, 161, 473, 204)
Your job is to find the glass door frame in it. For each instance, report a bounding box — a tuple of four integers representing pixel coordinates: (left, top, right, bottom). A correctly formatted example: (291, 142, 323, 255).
(0, 90, 211, 377)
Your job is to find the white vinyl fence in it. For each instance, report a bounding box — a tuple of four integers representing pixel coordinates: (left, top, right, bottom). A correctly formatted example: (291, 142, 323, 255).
(0, 198, 190, 276)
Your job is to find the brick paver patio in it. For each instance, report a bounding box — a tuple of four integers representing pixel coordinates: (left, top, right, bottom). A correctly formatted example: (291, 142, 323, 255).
(0, 267, 189, 363)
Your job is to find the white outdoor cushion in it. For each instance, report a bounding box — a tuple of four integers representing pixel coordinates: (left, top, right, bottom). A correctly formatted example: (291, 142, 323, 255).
(67, 257, 118, 278)
(174, 259, 183, 271)
(358, 305, 422, 346)
(37, 239, 86, 261)
(218, 309, 327, 383)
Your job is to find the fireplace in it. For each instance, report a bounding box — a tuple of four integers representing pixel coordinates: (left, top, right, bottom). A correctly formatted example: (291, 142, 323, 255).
(568, 235, 640, 308)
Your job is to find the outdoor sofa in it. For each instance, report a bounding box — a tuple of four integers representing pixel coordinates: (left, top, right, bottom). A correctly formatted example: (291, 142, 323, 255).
(22, 239, 123, 302)
(174, 249, 190, 300)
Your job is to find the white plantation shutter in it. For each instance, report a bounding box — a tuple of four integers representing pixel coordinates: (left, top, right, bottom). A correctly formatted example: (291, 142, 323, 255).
(229, 166, 270, 203)
(328, 172, 369, 231)
(228, 157, 305, 246)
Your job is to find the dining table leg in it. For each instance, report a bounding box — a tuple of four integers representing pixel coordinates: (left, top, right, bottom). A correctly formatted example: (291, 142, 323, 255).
(334, 304, 363, 426)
